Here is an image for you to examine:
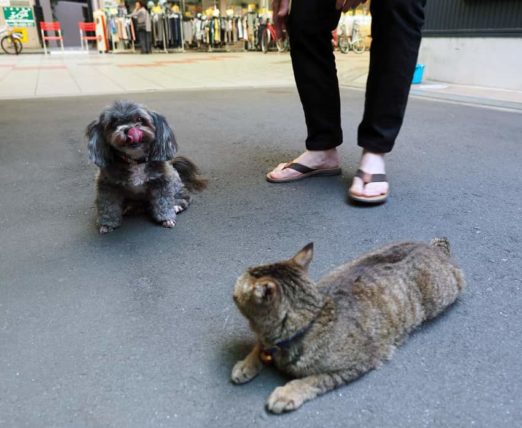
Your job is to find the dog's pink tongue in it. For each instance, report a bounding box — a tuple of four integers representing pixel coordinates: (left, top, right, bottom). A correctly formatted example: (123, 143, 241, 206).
(127, 127, 143, 143)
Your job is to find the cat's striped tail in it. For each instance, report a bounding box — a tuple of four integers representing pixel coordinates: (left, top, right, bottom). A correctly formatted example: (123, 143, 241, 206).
(431, 237, 451, 256)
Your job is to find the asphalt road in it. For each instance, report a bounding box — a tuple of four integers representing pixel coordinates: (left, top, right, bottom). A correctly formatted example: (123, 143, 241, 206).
(1, 89, 521, 427)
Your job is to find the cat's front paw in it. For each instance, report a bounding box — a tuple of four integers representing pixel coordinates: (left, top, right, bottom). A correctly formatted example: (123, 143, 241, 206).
(266, 385, 305, 414)
(231, 359, 260, 384)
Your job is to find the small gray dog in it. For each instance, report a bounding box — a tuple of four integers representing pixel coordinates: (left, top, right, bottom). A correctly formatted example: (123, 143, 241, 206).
(86, 101, 206, 234)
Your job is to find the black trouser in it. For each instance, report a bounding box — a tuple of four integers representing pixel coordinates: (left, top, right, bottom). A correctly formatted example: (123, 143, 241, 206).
(138, 29, 152, 53)
(287, 0, 426, 153)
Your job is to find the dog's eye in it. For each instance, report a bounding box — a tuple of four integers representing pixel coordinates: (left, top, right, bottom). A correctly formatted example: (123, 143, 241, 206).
(136, 117, 143, 123)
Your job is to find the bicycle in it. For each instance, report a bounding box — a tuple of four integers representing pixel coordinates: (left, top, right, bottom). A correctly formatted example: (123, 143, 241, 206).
(260, 18, 288, 54)
(0, 26, 23, 55)
(338, 21, 365, 54)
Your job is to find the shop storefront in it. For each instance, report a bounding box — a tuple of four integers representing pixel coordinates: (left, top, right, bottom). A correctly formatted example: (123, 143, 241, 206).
(88, 0, 287, 53)
(0, 1, 40, 48)
(0, 0, 372, 53)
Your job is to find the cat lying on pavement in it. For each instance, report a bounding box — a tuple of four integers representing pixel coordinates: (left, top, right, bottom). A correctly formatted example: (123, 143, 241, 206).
(232, 239, 466, 413)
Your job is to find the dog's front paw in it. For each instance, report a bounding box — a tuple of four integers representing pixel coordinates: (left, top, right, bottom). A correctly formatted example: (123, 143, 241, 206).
(161, 219, 176, 228)
(99, 225, 115, 234)
(173, 198, 190, 213)
(231, 359, 260, 385)
(266, 385, 305, 414)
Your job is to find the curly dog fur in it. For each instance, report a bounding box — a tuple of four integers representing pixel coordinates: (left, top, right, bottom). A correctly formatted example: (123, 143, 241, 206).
(86, 100, 206, 234)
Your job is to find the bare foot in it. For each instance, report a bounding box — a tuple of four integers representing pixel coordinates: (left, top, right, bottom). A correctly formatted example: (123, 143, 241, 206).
(349, 151, 389, 199)
(267, 149, 340, 181)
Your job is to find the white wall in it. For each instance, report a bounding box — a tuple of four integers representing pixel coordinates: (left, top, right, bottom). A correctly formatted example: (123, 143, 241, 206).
(418, 37, 522, 91)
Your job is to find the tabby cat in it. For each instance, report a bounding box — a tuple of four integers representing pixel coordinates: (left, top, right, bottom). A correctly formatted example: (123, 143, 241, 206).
(231, 239, 466, 413)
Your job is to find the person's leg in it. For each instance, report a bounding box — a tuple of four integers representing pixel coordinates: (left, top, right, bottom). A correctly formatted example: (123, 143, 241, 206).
(147, 31, 152, 53)
(267, 0, 342, 182)
(138, 29, 146, 53)
(350, 0, 426, 200)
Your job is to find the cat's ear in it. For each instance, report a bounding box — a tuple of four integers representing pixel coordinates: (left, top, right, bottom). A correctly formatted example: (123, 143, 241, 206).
(253, 280, 277, 302)
(292, 242, 314, 271)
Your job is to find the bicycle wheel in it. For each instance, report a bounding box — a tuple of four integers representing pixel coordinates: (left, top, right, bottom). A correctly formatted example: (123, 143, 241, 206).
(352, 39, 365, 54)
(14, 37, 22, 54)
(276, 38, 286, 53)
(1, 35, 22, 55)
(261, 29, 270, 54)
(338, 37, 349, 54)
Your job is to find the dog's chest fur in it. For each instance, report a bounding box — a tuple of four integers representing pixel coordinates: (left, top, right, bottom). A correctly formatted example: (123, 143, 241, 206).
(97, 161, 174, 198)
(129, 163, 148, 186)
(126, 163, 148, 194)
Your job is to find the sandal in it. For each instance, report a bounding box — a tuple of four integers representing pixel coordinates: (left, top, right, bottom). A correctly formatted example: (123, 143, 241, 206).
(348, 169, 389, 204)
(266, 162, 342, 183)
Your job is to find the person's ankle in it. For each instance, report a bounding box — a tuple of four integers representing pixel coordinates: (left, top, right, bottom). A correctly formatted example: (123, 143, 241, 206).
(362, 149, 384, 157)
(360, 150, 385, 173)
(307, 148, 338, 161)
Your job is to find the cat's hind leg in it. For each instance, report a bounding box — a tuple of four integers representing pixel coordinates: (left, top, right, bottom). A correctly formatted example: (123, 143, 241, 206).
(266, 371, 356, 413)
(231, 343, 263, 384)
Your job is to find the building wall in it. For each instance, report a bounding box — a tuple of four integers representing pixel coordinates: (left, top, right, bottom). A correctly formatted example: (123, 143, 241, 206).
(423, 0, 522, 37)
(420, 0, 522, 90)
(418, 37, 522, 91)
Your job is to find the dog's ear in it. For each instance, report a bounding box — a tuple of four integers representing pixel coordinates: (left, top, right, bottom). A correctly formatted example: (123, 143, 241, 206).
(150, 112, 177, 161)
(86, 119, 112, 168)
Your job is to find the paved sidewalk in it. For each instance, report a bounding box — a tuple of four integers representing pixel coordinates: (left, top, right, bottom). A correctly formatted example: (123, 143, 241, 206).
(1, 51, 521, 111)
(1, 52, 275, 98)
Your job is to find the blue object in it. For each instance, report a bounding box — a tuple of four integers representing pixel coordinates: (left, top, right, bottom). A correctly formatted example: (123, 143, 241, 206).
(412, 64, 425, 84)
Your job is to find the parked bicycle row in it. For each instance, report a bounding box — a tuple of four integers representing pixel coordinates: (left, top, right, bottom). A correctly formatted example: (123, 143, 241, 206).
(257, 18, 369, 55)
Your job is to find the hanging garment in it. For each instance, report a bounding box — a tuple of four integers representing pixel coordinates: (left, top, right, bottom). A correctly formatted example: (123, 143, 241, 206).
(109, 18, 119, 43)
(152, 14, 165, 48)
(183, 20, 193, 45)
(168, 14, 182, 48)
(194, 17, 203, 42)
(212, 18, 221, 44)
(128, 17, 136, 41)
(208, 18, 214, 45)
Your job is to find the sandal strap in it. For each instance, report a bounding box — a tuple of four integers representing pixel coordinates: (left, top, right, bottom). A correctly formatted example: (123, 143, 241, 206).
(355, 169, 387, 184)
(283, 162, 315, 174)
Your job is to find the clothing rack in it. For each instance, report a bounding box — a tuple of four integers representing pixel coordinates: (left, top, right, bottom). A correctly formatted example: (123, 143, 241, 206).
(149, 11, 184, 52)
(151, 13, 169, 53)
(96, 6, 274, 54)
(186, 15, 248, 52)
(108, 16, 136, 53)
